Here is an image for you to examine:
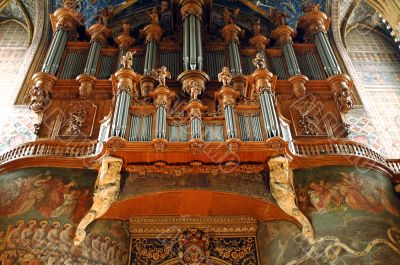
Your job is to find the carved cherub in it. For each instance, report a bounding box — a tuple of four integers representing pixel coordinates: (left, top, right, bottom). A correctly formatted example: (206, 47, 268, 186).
(187, 80, 202, 100)
(161, 0, 169, 13)
(218, 67, 232, 87)
(252, 52, 267, 69)
(120, 51, 135, 69)
(149, 7, 159, 24)
(223, 7, 240, 25)
(154, 66, 171, 86)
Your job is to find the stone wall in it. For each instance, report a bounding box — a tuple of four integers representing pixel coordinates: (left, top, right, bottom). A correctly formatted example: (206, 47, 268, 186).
(0, 21, 36, 154)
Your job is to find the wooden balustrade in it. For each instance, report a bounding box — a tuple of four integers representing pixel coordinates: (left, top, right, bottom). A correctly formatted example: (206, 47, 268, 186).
(0, 138, 399, 175)
(292, 139, 397, 172)
(0, 139, 98, 165)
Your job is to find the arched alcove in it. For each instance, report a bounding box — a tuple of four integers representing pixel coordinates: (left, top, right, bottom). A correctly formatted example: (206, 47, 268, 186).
(345, 25, 400, 157)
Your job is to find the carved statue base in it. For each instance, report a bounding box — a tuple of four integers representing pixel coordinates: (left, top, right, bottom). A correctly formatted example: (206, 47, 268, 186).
(115, 67, 139, 98)
(268, 156, 315, 242)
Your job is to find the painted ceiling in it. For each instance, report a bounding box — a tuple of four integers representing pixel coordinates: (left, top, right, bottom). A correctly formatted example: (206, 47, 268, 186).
(51, 0, 329, 28)
(0, 0, 35, 24)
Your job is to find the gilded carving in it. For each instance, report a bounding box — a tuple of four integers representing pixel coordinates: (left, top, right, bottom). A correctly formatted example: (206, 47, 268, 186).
(252, 52, 267, 70)
(68, 103, 87, 135)
(268, 156, 315, 242)
(185, 80, 203, 100)
(73, 156, 123, 246)
(218, 67, 233, 87)
(336, 88, 354, 113)
(120, 51, 135, 69)
(268, 7, 288, 27)
(154, 66, 171, 87)
(249, 20, 270, 50)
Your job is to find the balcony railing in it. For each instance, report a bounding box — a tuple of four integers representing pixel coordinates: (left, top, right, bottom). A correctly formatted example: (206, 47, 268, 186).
(0, 138, 399, 175)
(0, 139, 97, 165)
(292, 139, 387, 165)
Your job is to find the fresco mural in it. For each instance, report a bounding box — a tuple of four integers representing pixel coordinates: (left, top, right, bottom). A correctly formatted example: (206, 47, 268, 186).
(257, 166, 400, 265)
(0, 167, 130, 265)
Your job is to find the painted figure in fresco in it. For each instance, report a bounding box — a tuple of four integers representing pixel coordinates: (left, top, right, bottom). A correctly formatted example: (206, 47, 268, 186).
(60, 224, 73, 254)
(91, 234, 102, 262)
(107, 241, 117, 263)
(32, 220, 48, 249)
(6, 220, 24, 248)
(218, 67, 232, 87)
(100, 237, 111, 263)
(51, 184, 78, 218)
(154, 66, 171, 87)
(39, 179, 76, 217)
(21, 220, 36, 248)
(3, 175, 51, 218)
(308, 180, 333, 211)
(74, 156, 123, 246)
(46, 221, 61, 251)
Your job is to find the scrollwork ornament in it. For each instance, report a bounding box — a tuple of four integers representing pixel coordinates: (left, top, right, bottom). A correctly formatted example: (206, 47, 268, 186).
(153, 141, 166, 152)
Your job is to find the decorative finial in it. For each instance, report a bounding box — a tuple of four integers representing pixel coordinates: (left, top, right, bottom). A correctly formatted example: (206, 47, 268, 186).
(154, 66, 171, 86)
(252, 52, 267, 69)
(218, 67, 233, 87)
(120, 51, 135, 69)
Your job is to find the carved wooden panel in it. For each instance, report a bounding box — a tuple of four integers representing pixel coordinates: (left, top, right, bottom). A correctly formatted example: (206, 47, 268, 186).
(57, 101, 98, 138)
(289, 100, 332, 137)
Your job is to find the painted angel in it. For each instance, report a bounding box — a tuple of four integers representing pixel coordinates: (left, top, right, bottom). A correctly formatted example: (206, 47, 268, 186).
(218, 67, 232, 87)
(154, 66, 171, 86)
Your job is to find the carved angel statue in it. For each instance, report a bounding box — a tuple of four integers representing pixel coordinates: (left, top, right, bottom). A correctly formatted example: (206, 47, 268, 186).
(218, 67, 232, 87)
(120, 51, 135, 69)
(187, 80, 202, 100)
(223, 7, 240, 25)
(252, 52, 267, 69)
(149, 7, 159, 24)
(74, 156, 123, 246)
(154, 66, 171, 86)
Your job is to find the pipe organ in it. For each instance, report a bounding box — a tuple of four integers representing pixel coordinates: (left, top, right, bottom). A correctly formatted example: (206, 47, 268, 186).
(32, 0, 352, 153)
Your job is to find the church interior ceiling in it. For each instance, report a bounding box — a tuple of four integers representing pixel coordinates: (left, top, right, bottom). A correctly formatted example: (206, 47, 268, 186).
(0, 0, 34, 42)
